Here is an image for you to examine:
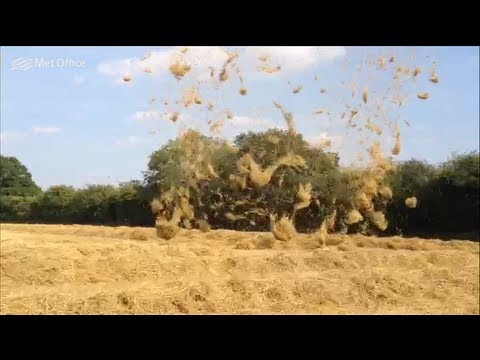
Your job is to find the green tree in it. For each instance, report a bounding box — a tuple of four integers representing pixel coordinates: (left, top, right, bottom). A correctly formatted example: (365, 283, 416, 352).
(430, 152, 479, 233)
(439, 151, 479, 188)
(386, 152, 479, 236)
(1, 156, 42, 221)
(232, 130, 341, 231)
(145, 129, 342, 232)
(0, 195, 39, 222)
(0, 156, 42, 196)
(114, 181, 154, 226)
(71, 185, 119, 224)
(385, 159, 439, 234)
(36, 185, 78, 223)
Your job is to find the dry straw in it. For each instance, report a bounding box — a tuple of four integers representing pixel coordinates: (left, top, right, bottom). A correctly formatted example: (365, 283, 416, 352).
(405, 197, 418, 208)
(417, 92, 430, 100)
(169, 62, 191, 79)
(292, 85, 303, 94)
(270, 215, 297, 241)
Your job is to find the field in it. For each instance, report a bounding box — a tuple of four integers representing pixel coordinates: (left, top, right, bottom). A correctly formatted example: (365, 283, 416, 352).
(1, 223, 478, 314)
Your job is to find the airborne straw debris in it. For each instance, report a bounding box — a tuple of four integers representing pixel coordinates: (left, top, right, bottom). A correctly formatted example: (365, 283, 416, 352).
(392, 126, 402, 155)
(379, 186, 393, 200)
(368, 211, 388, 231)
(270, 215, 296, 241)
(417, 92, 430, 100)
(170, 113, 179, 122)
(429, 72, 439, 83)
(346, 209, 363, 224)
(362, 87, 369, 104)
(405, 197, 418, 208)
(119, 47, 438, 244)
(219, 69, 229, 82)
(169, 61, 191, 79)
(294, 183, 312, 213)
(377, 57, 387, 70)
(292, 85, 303, 94)
(261, 65, 281, 73)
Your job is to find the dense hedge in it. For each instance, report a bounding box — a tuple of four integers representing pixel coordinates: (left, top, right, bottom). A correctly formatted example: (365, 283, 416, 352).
(0, 182, 155, 226)
(1, 131, 478, 239)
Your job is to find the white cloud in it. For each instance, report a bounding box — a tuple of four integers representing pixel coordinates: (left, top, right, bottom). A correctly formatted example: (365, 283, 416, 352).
(243, 46, 346, 71)
(115, 136, 147, 146)
(73, 75, 86, 85)
(1, 127, 61, 143)
(162, 112, 194, 124)
(32, 127, 61, 134)
(181, 46, 230, 70)
(150, 113, 278, 139)
(221, 115, 276, 138)
(98, 47, 230, 84)
(307, 132, 344, 148)
(98, 46, 346, 83)
(0, 131, 28, 142)
(131, 109, 163, 122)
(229, 115, 274, 130)
(97, 50, 176, 82)
(98, 58, 138, 77)
(307, 133, 330, 147)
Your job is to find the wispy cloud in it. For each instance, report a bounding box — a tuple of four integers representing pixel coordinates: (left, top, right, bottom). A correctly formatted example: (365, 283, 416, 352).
(131, 109, 163, 122)
(162, 112, 193, 123)
(32, 126, 61, 134)
(306, 132, 343, 148)
(216, 115, 279, 139)
(0, 131, 28, 142)
(228, 115, 274, 131)
(1, 127, 61, 142)
(97, 50, 173, 83)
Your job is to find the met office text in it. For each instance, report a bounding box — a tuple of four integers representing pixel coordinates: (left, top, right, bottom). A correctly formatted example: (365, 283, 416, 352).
(34, 57, 86, 68)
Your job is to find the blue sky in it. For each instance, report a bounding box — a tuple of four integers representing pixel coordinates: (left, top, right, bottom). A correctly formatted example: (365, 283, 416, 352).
(1, 46, 478, 189)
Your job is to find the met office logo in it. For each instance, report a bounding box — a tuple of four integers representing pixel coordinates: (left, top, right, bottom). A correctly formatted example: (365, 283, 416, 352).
(11, 57, 86, 71)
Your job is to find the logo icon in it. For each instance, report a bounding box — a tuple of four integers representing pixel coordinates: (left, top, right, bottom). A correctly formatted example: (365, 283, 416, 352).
(11, 58, 34, 71)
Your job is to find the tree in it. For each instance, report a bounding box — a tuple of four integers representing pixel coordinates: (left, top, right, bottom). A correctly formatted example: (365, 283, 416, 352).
(35, 185, 78, 223)
(232, 129, 341, 231)
(71, 185, 119, 224)
(0, 156, 42, 196)
(385, 159, 439, 234)
(439, 151, 479, 188)
(0, 156, 42, 221)
(385, 153, 480, 236)
(145, 129, 342, 232)
(0, 195, 38, 222)
(114, 181, 154, 226)
(431, 152, 479, 232)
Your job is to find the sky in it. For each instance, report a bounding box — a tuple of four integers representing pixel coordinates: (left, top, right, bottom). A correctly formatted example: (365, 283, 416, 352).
(1, 46, 478, 189)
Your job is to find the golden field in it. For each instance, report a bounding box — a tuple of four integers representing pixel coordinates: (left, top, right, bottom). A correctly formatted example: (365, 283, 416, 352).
(0, 223, 478, 314)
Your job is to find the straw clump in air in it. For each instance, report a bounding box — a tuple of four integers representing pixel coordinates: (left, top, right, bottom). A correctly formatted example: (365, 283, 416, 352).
(405, 197, 418, 208)
(270, 215, 297, 241)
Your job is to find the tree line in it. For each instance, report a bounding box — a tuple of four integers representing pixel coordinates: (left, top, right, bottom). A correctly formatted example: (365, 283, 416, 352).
(1, 129, 478, 239)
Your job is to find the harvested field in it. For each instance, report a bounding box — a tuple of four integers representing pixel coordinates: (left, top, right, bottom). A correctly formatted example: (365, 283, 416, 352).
(1, 223, 478, 314)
